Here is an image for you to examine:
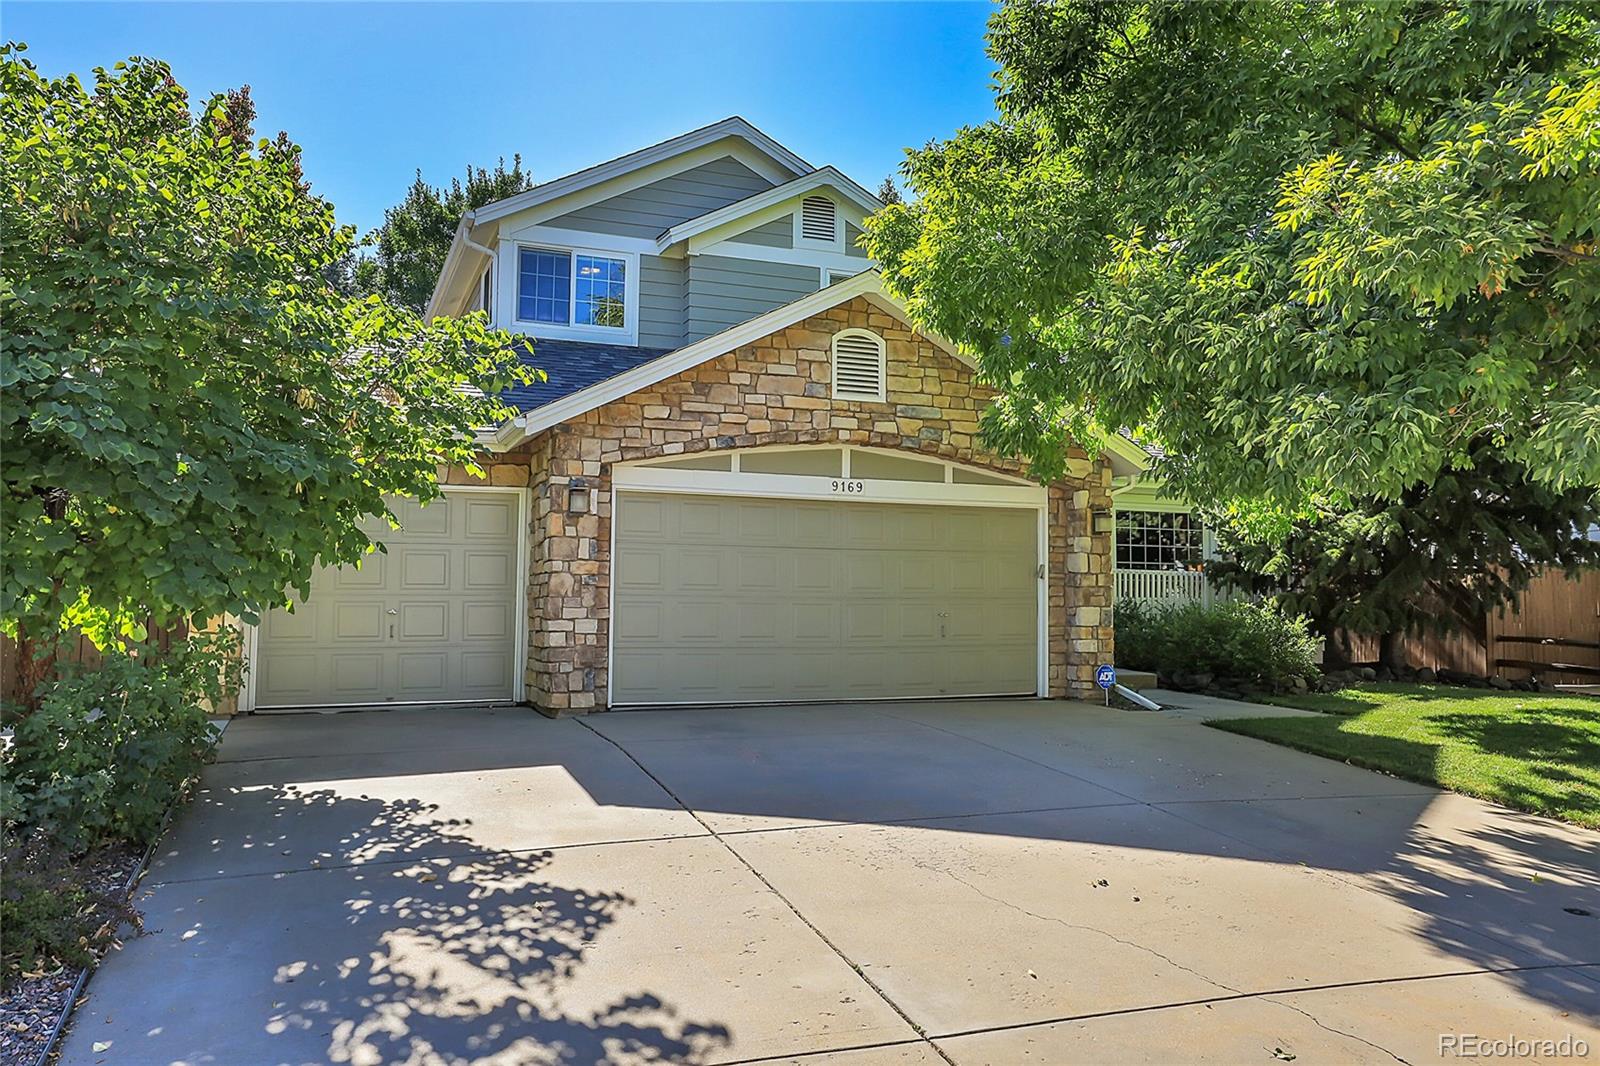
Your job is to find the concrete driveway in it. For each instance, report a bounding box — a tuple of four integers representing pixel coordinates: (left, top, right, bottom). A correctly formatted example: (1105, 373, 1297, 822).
(62, 700, 1598, 1065)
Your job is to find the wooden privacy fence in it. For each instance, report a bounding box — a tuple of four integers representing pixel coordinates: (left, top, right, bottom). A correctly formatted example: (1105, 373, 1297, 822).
(1, 620, 190, 704)
(1341, 568, 1600, 682)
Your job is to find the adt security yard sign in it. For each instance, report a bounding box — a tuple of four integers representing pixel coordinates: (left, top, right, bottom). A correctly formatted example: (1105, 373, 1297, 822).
(1096, 664, 1116, 705)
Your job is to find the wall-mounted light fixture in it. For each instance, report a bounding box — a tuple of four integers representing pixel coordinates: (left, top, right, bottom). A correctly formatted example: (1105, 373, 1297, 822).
(567, 482, 591, 514)
(1091, 507, 1115, 535)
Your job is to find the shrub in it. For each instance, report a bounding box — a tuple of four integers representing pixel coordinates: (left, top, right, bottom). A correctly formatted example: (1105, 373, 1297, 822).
(1, 631, 241, 853)
(1, 844, 137, 987)
(1115, 599, 1320, 691)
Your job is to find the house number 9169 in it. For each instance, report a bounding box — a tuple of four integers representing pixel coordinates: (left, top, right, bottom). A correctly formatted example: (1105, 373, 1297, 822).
(830, 479, 865, 494)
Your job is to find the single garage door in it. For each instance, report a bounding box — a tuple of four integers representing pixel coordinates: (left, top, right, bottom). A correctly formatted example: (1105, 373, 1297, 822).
(612, 492, 1039, 704)
(255, 491, 521, 708)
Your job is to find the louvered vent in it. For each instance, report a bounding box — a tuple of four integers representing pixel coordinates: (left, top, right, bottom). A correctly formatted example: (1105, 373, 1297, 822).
(832, 330, 886, 401)
(801, 196, 838, 242)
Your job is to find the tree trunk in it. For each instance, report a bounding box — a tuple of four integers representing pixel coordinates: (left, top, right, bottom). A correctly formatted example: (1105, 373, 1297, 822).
(1378, 630, 1408, 671)
(12, 629, 59, 715)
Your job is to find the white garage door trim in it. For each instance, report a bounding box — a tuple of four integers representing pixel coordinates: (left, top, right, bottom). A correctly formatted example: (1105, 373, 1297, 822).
(239, 485, 530, 713)
(609, 447, 1050, 705)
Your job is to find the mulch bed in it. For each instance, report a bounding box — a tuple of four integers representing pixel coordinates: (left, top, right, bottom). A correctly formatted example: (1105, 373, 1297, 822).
(0, 844, 143, 1066)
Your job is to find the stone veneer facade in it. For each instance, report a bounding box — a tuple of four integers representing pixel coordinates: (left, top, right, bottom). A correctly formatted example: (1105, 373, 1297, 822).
(442, 296, 1115, 713)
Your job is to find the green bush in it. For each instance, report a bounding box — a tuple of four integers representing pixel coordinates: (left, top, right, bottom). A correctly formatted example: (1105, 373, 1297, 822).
(1, 845, 135, 986)
(1, 631, 241, 853)
(1115, 599, 1320, 691)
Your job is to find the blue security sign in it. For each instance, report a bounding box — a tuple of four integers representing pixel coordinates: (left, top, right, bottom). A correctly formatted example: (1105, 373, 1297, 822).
(1096, 664, 1117, 690)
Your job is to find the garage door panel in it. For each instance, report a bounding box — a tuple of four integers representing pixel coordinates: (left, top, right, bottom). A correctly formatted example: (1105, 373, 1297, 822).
(677, 550, 722, 589)
(792, 602, 838, 642)
(263, 604, 317, 642)
(464, 551, 510, 588)
(331, 654, 383, 695)
(401, 550, 450, 589)
(334, 558, 385, 590)
(792, 550, 836, 592)
(673, 602, 724, 641)
(679, 499, 725, 538)
(613, 492, 1038, 705)
(463, 602, 511, 639)
(792, 504, 835, 543)
(736, 552, 780, 592)
(737, 601, 780, 640)
(398, 653, 446, 694)
(333, 602, 385, 641)
(465, 499, 512, 538)
(398, 602, 447, 640)
(257, 491, 519, 708)
(619, 550, 663, 591)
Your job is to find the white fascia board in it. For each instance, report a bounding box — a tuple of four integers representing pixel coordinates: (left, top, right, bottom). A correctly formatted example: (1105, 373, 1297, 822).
(655, 167, 883, 253)
(1102, 434, 1155, 477)
(471, 118, 812, 227)
(426, 213, 501, 320)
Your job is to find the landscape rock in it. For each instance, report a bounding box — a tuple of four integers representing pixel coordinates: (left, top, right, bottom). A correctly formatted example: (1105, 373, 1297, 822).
(1417, 667, 1437, 683)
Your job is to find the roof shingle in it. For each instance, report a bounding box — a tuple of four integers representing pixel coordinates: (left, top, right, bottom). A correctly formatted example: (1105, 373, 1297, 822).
(503, 338, 675, 413)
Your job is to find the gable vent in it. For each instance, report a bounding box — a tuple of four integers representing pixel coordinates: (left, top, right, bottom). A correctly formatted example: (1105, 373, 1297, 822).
(801, 196, 838, 242)
(831, 329, 886, 402)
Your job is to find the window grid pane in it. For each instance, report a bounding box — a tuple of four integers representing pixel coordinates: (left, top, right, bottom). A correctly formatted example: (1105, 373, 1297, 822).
(1115, 510, 1204, 571)
(574, 255, 626, 327)
(518, 249, 570, 324)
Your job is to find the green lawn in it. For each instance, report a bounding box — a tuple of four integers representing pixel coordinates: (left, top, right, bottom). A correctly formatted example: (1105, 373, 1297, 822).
(1208, 683, 1600, 829)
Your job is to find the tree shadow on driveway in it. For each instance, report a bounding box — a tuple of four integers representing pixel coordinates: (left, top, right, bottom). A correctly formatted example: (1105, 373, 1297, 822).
(63, 784, 732, 1065)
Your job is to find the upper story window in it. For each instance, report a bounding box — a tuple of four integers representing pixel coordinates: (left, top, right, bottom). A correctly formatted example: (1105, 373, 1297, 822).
(1115, 510, 1204, 571)
(517, 247, 626, 330)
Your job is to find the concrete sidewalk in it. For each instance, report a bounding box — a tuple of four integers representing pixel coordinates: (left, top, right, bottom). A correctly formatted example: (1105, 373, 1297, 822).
(61, 699, 1599, 1065)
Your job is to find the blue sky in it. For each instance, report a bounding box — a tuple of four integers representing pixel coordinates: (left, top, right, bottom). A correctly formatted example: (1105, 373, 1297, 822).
(7, 2, 998, 235)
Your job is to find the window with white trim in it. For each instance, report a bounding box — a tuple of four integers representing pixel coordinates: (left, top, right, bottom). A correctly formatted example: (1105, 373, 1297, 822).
(831, 329, 886, 402)
(517, 247, 626, 329)
(800, 196, 838, 243)
(1115, 510, 1204, 571)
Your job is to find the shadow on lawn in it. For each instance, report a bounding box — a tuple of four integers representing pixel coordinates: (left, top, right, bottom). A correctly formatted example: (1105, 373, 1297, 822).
(92, 786, 732, 1065)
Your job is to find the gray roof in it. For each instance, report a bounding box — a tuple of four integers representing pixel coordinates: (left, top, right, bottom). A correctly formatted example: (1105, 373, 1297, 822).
(503, 339, 675, 413)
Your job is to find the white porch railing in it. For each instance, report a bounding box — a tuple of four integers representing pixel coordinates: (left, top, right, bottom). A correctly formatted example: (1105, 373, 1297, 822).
(1115, 568, 1210, 606)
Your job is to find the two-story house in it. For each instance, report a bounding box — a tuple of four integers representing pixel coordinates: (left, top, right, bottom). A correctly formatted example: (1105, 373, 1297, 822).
(243, 118, 1141, 715)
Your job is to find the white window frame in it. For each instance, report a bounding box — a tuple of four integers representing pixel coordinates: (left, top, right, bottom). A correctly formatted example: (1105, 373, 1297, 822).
(831, 328, 887, 403)
(794, 194, 842, 251)
(508, 242, 640, 345)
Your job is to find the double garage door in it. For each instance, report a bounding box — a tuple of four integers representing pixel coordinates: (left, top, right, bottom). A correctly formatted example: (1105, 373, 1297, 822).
(611, 492, 1040, 705)
(254, 492, 521, 708)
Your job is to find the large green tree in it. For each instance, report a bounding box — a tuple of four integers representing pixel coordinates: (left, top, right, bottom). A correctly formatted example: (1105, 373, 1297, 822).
(0, 48, 533, 692)
(359, 157, 534, 312)
(866, 1, 1600, 503)
(1206, 446, 1600, 668)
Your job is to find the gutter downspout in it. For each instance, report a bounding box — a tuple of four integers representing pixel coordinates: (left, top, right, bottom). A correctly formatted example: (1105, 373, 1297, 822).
(460, 211, 496, 259)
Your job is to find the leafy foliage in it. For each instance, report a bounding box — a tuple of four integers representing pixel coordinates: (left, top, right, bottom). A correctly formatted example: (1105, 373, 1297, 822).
(0, 47, 535, 651)
(866, 1, 1600, 502)
(1, 632, 241, 852)
(1115, 599, 1321, 690)
(358, 157, 535, 312)
(1206, 445, 1600, 663)
(2, 844, 138, 987)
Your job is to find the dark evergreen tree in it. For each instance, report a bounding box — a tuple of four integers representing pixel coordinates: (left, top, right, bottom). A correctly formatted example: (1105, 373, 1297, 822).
(1207, 443, 1600, 668)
